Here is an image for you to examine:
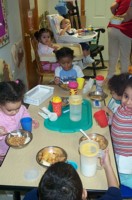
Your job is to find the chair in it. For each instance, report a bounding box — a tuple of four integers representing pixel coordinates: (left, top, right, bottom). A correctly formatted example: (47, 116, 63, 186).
(30, 33, 56, 84)
(120, 184, 132, 199)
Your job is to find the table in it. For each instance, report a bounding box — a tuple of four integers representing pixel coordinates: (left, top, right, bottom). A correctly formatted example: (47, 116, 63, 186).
(0, 86, 119, 199)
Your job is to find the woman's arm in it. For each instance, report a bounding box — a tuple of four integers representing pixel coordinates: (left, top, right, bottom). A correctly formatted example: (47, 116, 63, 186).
(110, 1, 119, 15)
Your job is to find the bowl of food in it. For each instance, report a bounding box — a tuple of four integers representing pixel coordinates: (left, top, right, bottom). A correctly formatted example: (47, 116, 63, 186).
(36, 146, 67, 167)
(5, 129, 33, 149)
(79, 133, 108, 150)
(59, 83, 69, 91)
(88, 91, 108, 101)
(110, 16, 123, 25)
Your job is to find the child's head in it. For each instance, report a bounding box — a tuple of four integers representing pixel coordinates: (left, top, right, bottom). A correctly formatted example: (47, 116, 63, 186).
(38, 162, 84, 200)
(55, 47, 74, 71)
(122, 75, 132, 110)
(108, 73, 129, 100)
(60, 18, 71, 29)
(0, 79, 25, 116)
(34, 28, 54, 45)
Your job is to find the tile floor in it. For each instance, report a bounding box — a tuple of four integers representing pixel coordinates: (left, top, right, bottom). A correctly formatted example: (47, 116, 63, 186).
(0, 62, 126, 200)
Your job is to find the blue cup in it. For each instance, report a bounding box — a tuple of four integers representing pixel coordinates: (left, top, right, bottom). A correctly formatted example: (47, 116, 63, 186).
(20, 117, 32, 132)
(67, 160, 78, 170)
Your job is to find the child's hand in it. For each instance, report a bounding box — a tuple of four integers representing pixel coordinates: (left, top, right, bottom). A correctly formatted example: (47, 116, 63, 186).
(53, 45, 59, 51)
(0, 126, 7, 136)
(103, 106, 113, 117)
(100, 149, 111, 169)
(32, 119, 39, 129)
(54, 77, 60, 85)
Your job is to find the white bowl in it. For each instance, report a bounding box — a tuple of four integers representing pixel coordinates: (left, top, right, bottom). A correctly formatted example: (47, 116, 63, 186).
(110, 18, 123, 25)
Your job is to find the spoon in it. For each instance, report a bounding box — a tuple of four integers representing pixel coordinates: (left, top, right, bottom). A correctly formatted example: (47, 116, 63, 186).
(80, 129, 91, 141)
(41, 107, 58, 121)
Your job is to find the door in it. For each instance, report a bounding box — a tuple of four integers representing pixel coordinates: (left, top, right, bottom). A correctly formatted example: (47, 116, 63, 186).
(85, 0, 113, 60)
(19, 0, 39, 89)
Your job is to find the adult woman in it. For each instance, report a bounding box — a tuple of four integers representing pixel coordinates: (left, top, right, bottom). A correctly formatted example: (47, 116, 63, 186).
(107, 0, 132, 79)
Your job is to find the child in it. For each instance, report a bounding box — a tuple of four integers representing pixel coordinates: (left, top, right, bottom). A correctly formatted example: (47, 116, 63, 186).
(23, 150, 122, 200)
(104, 73, 129, 122)
(0, 80, 38, 165)
(60, 18, 94, 64)
(34, 28, 59, 71)
(54, 47, 84, 84)
(111, 74, 132, 188)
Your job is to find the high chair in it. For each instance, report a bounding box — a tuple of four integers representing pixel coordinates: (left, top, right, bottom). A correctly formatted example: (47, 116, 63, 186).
(47, 14, 97, 44)
(30, 33, 83, 84)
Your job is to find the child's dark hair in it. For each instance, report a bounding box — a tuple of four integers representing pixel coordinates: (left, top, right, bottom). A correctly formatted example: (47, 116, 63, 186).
(38, 162, 83, 200)
(108, 73, 130, 96)
(55, 47, 74, 61)
(0, 79, 25, 105)
(123, 74, 132, 92)
(34, 28, 54, 41)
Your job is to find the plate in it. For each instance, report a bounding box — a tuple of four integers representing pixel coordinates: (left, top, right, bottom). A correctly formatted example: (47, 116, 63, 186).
(88, 91, 108, 101)
(5, 129, 33, 149)
(59, 83, 69, 91)
(79, 133, 108, 150)
(36, 146, 67, 167)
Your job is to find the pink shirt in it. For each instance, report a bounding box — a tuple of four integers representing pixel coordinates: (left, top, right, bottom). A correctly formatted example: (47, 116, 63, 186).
(38, 42, 54, 56)
(0, 105, 30, 158)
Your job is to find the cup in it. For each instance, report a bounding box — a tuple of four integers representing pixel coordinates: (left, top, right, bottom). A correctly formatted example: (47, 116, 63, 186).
(69, 95, 82, 121)
(68, 81, 78, 95)
(76, 78, 85, 89)
(94, 110, 108, 128)
(79, 140, 101, 177)
(52, 96, 62, 117)
(20, 117, 32, 132)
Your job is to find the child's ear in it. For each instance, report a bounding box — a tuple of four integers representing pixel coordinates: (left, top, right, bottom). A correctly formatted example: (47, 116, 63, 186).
(82, 188, 87, 200)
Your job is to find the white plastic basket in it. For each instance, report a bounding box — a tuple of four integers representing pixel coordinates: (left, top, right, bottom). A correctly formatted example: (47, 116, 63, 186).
(24, 85, 54, 106)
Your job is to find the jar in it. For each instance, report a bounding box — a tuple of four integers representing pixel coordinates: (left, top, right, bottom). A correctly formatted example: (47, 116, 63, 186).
(95, 75, 104, 93)
(69, 95, 82, 121)
(68, 81, 78, 95)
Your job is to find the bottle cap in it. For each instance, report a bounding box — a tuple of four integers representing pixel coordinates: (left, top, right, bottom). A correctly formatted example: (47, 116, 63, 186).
(96, 75, 104, 81)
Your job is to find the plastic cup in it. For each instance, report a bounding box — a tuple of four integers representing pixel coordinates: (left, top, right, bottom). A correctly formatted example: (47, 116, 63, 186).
(20, 117, 32, 132)
(94, 110, 108, 128)
(79, 140, 100, 177)
(76, 78, 85, 89)
(52, 102, 62, 117)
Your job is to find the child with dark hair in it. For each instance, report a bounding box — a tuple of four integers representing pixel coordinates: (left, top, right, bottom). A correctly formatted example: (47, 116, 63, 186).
(34, 28, 59, 71)
(54, 47, 84, 84)
(23, 150, 122, 200)
(104, 73, 129, 121)
(0, 80, 38, 165)
(111, 74, 132, 188)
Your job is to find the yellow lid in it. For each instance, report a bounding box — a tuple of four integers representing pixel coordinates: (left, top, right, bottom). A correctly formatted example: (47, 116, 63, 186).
(52, 96, 62, 103)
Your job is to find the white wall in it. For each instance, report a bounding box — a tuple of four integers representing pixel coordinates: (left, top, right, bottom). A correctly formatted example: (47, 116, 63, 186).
(0, 0, 22, 74)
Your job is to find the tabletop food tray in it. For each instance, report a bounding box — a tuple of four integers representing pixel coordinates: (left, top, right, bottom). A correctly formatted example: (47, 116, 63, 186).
(24, 85, 54, 106)
(44, 99, 93, 133)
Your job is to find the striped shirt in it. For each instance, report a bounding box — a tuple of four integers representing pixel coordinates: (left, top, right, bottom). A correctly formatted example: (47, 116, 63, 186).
(111, 105, 132, 156)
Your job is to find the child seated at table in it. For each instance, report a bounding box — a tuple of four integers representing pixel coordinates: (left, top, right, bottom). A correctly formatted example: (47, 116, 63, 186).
(60, 18, 94, 65)
(54, 47, 84, 84)
(23, 149, 122, 200)
(0, 80, 39, 166)
(34, 28, 59, 71)
(104, 73, 129, 124)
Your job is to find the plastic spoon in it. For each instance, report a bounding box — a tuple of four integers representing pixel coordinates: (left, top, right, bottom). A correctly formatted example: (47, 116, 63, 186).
(41, 107, 58, 121)
(80, 129, 91, 141)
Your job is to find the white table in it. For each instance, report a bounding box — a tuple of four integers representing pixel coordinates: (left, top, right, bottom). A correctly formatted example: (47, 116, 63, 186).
(0, 86, 119, 198)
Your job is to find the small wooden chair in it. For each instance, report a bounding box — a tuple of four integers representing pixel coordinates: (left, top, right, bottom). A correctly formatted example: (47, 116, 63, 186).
(30, 33, 55, 84)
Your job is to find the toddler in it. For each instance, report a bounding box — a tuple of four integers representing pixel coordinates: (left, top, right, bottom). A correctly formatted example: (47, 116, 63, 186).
(60, 18, 94, 64)
(0, 80, 38, 165)
(104, 73, 128, 123)
(111, 74, 132, 188)
(54, 47, 84, 84)
(34, 28, 59, 71)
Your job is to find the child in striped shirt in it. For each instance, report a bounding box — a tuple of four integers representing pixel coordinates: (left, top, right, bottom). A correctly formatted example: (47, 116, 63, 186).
(111, 74, 132, 188)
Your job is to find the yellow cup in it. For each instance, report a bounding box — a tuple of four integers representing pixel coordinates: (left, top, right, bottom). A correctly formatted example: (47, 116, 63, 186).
(77, 78, 85, 89)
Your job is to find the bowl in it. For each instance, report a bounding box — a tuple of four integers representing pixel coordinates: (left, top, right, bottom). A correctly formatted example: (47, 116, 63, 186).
(110, 17, 123, 25)
(59, 83, 69, 91)
(88, 91, 108, 101)
(5, 129, 33, 149)
(79, 133, 108, 150)
(36, 146, 67, 167)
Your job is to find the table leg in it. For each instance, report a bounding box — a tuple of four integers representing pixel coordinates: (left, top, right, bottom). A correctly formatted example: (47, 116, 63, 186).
(13, 191, 21, 200)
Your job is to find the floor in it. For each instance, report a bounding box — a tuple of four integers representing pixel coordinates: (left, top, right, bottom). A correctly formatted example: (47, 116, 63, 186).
(1, 62, 129, 200)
